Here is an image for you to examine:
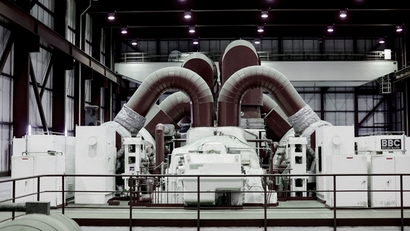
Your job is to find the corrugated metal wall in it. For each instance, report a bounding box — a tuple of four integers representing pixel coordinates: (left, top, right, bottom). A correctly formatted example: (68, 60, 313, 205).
(0, 26, 12, 173)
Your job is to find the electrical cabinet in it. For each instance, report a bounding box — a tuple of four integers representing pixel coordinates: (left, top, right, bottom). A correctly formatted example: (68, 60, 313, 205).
(75, 126, 116, 204)
(325, 155, 368, 208)
(369, 155, 410, 207)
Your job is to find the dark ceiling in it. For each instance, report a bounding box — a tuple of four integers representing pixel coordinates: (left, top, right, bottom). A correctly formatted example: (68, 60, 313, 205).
(88, 0, 409, 42)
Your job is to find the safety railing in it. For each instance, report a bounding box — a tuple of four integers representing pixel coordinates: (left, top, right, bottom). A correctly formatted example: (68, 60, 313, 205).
(0, 173, 409, 231)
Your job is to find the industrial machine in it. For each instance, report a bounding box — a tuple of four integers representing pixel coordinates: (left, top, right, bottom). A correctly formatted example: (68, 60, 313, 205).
(11, 133, 75, 207)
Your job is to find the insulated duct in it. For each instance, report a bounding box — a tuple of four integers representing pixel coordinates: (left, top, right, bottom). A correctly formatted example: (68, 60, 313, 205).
(182, 53, 215, 90)
(218, 65, 320, 135)
(221, 40, 262, 108)
(144, 91, 191, 136)
(261, 94, 292, 141)
(114, 67, 214, 135)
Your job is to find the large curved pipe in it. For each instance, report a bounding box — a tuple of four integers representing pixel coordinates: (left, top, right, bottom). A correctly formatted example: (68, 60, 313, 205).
(182, 53, 215, 90)
(144, 92, 191, 136)
(221, 40, 262, 107)
(114, 67, 214, 135)
(261, 95, 292, 141)
(218, 65, 320, 135)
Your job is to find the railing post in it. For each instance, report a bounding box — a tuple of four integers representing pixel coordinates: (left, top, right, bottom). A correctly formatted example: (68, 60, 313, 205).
(400, 174, 404, 231)
(12, 180, 15, 220)
(37, 176, 40, 201)
(264, 175, 267, 231)
(129, 176, 133, 231)
(333, 174, 337, 231)
(197, 175, 200, 231)
(62, 175, 65, 214)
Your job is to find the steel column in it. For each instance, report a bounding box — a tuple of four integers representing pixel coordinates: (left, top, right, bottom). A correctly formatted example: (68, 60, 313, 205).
(354, 88, 359, 136)
(13, 40, 30, 138)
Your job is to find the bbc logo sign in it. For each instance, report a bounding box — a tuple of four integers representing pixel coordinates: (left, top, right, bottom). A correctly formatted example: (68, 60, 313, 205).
(381, 139, 401, 149)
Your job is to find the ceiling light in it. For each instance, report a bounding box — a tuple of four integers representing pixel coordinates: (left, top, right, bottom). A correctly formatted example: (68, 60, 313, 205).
(257, 26, 264, 33)
(254, 39, 261, 44)
(193, 39, 199, 45)
(131, 40, 137, 46)
(189, 26, 195, 33)
(378, 38, 385, 44)
(184, 11, 192, 19)
(107, 12, 115, 20)
(327, 25, 334, 33)
(261, 11, 268, 18)
(396, 25, 403, 32)
(339, 10, 347, 18)
(121, 28, 128, 34)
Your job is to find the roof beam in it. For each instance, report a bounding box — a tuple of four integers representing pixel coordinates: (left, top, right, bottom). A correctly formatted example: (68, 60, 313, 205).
(0, 0, 120, 85)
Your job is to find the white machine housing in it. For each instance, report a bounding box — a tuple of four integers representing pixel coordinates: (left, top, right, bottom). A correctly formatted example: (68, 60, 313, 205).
(122, 136, 146, 187)
(74, 126, 116, 204)
(11, 134, 75, 207)
(369, 155, 410, 207)
(287, 136, 308, 197)
(356, 133, 406, 155)
(315, 125, 356, 202)
(160, 127, 277, 206)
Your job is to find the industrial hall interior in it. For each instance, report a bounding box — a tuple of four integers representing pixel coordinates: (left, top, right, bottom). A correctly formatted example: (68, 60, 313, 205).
(1, 0, 410, 230)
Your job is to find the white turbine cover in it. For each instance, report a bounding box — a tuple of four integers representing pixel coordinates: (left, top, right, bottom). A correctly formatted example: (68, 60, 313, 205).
(288, 105, 320, 135)
(113, 104, 146, 135)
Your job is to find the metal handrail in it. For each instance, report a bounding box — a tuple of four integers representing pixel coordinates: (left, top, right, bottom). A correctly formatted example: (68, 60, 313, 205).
(1, 173, 409, 231)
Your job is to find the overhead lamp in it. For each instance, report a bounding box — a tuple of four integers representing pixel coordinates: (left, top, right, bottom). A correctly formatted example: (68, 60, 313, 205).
(396, 25, 403, 32)
(257, 26, 264, 33)
(131, 40, 137, 46)
(184, 11, 192, 19)
(121, 27, 128, 34)
(193, 39, 199, 45)
(339, 10, 347, 18)
(254, 39, 261, 44)
(327, 25, 334, 33)
(261, 10, 268, 18)
(378, 38, 385, 44)
(107, 12, 115, 20)
(189, 26, 195, 33)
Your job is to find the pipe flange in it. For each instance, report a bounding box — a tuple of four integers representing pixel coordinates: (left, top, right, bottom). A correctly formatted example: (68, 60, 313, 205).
(113, 104, 146, 135)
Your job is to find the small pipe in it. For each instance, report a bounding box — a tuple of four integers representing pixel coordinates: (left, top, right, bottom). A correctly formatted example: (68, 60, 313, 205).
(154, 124, 166, 174)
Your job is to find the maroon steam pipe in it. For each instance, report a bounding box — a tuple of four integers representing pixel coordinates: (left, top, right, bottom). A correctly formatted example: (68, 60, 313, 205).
(218, 65, 306, 127)
(182, 53, 215, 90)
(261, 95, 292, 141)
(144, 92, 191, 136)
(154, 123, 167, 174)
(124, 67, 214, 130)
(221, 40, 262, 107)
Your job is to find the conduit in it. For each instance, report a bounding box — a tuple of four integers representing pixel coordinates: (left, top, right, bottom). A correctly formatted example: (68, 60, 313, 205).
(218, 65, 320, 135)
(114, 67, 214, 135)
(261, 94, 292, 141)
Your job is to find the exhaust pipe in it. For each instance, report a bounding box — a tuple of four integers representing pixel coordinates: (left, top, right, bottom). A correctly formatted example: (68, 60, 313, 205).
(114, 67, 214, 135)
(261, 95, 292, 141)
(218, 65, 320, 135)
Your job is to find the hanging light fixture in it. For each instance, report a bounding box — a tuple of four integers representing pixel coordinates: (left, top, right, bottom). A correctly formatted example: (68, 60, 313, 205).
(254, 39, 261, 44)
(131, 40, 137, 46)
(396, 25, 403, 32)
(378, 38, 385, 44)
(257, 26, 264, 33)
(193, 39, 199, 45)
(184, 11, 192, 19)
(327, 25, 334, 33)
(339, 10, 347, 18)
(189, 26, 195, 33)
(121, 27, 128, 34)
(261, 10, 268, 18)
(107, 12, 115, 20)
